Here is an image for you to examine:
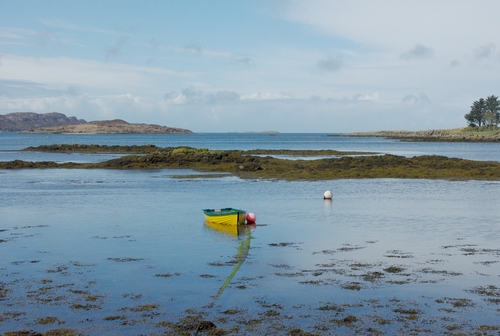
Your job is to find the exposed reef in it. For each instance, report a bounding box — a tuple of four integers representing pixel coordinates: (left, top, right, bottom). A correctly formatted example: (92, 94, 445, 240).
(2, 145, 500, 180)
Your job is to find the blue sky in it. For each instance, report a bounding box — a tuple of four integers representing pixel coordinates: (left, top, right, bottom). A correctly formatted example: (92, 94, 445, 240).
(1, 0, 500, 132)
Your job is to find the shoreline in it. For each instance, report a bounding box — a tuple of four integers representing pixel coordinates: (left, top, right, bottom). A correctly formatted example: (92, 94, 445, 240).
(339, 127, 500, 142)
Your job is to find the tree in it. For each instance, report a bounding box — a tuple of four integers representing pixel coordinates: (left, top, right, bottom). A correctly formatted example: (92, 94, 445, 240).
(464, 98, 486, 127)
(484, 95, 500, 126)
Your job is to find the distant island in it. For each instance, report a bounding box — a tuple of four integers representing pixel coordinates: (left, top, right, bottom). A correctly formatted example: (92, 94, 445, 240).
(0, 112, 193, 134)
(340, 127, 500, 142)
(243, 131, 279, 134)
(226, 131, 279, 134)
(25, 119, 193, 134)
(0, 112, 86, 132)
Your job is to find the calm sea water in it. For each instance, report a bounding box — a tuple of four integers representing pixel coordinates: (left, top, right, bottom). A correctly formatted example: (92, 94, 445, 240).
(1, 133, 500, 334)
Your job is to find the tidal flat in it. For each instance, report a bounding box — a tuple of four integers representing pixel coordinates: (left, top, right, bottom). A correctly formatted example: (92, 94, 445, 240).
(1, 145, 500, 180)
(2, 227, 500, 335)
(1, 169, 499, 335)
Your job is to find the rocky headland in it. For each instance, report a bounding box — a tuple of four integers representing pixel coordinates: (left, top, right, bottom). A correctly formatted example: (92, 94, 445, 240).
(25, 119, 193, 134)
(0, 112, 193, 134)
(341, 127, 500, 142)
(0, 112, 86, 132)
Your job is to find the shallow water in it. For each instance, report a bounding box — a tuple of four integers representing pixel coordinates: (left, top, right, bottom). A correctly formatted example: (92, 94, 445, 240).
(1, 168, 500, 334)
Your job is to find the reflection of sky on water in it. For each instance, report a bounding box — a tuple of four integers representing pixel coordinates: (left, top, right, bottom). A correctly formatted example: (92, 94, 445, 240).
(0, 151, 123, 163)
(1, 169, 500, 332)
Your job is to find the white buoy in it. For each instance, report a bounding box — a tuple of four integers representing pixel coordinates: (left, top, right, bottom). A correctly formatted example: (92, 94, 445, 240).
(323, 190, 333, 199)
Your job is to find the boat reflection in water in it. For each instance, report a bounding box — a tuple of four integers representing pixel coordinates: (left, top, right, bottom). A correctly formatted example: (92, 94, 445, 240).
(204, 220, 257, 236)
(204, 220, 242, 236)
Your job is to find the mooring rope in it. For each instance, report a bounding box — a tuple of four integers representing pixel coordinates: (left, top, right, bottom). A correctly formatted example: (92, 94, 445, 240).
(195, 227, 252, 334)
(207, 227, 251, 308)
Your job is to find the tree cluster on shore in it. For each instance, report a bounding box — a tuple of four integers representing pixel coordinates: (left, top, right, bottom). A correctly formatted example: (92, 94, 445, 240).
(464, 95, 500, 127)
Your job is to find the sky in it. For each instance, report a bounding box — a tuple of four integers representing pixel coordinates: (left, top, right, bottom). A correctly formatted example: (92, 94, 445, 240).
(1, 0, 500, 133)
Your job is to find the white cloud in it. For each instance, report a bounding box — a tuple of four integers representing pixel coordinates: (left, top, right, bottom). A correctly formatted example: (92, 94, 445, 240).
(163, 87, 240, 105)
(402, 93, 431, 106)
(207, 91, 240, 103)
(166, 43, 254, 65)
(0, 28, 39, 40)
(354, 93, 379, 101)
(0, 54, 198, 96)
(279, 0, 500, 58)
(40, 19, 118, 36)
(240, 92, 292, 100)
(0, 79, 61, 98)
(0, 89, 464, 132)
(0, 92, 163, 122)
(0, 27, 79, 47)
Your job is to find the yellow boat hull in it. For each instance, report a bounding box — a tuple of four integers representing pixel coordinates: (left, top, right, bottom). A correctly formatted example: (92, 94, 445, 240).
(204, 220, 242, 235)
(203, 208, 246, 226)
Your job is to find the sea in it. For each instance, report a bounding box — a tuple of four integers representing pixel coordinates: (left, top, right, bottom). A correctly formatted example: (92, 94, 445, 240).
(1, 132, 500, 335)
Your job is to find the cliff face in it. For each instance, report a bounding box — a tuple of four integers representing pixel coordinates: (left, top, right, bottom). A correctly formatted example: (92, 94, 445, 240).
(0, 112, 86, 132)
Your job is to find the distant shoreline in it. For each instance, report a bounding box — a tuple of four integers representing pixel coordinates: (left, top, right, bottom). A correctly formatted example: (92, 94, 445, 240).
(339, 127, 500, 142)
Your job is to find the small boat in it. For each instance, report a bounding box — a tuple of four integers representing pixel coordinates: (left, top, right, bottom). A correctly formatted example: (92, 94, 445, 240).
(203, 208, 247, 226)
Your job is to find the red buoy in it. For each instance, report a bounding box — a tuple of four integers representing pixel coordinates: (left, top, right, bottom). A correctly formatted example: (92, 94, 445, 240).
(246, 212, 257, 224)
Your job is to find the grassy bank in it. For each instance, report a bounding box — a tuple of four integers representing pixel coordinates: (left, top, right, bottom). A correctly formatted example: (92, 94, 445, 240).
(2, 145, 500, 180)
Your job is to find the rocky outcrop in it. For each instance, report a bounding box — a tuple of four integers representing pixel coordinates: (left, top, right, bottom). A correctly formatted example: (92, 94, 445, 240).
(0, 112, 86, 132)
